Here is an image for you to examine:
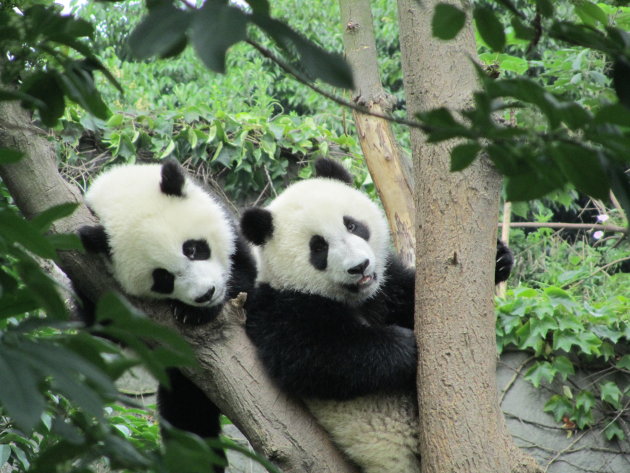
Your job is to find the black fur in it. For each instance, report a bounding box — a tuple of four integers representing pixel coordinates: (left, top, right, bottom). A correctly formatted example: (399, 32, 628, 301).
(78, 225, 111, 256)
(309, 235, 328, 270)
(160, 159, 186, 197)
(245, 257, 417, 400)
(344, 216, 370, 241)
(151, 268, 175, 294)
(495, 239, 513, 284)
(183, 239, 211, 260)
(314, 158, 353, 185)
(241, 208, 274, 246)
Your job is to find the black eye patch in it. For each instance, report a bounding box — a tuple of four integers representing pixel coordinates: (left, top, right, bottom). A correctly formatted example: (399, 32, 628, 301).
(152, 268, 175, 294)
(309, 235, 329, 271)
(343, 216, 370, 241)
(183, 239, 211, 260)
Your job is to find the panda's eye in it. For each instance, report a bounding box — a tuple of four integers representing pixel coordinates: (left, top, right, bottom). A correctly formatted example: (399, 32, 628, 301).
(343, 216, 370, 240)
(183, 239, 211, 260)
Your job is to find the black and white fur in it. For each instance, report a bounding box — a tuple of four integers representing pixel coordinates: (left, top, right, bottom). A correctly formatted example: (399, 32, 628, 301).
(78, 160, 256, 470)
(241, 158, 512, 473)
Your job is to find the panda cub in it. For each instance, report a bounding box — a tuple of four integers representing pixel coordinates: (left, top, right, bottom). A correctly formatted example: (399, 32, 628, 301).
(78, 160, 256, 468)
(241, 158, 512, 473)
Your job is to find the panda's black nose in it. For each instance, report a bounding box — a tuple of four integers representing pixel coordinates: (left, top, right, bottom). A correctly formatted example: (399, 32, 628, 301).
(348, 259, 369, 275)
(195, 287, 215, 304)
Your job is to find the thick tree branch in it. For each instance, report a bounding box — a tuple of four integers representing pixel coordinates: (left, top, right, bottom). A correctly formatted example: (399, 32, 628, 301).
(338, 0, 415, 266)
(0, 99, 358, 473)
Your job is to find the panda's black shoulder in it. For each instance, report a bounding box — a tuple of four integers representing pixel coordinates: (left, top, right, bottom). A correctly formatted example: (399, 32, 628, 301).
(361, 254, 415, 328)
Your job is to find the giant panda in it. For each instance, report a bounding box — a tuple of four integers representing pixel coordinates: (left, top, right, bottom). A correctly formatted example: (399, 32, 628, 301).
(241, 158, 512, 473)
(77, 160, 257, 471)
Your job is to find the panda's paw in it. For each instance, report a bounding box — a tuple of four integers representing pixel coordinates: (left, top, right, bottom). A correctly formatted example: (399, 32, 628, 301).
(495, 239, 514, 284)
(171, 301, 222, 326)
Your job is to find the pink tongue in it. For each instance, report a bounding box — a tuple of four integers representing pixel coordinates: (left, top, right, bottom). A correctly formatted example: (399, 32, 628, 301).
(359, 275, 372, 285)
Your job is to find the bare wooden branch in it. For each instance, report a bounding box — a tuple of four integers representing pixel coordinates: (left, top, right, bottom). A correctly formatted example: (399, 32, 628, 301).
(0, 99, 358, 473)
(338, 0, 415, 266)
(505, 222, 627, 233)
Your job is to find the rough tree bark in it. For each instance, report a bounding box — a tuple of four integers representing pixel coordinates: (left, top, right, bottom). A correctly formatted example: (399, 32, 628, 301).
(338, 0, 415, 266)
(0, 100, 358, 473)
(396, 1, 542, 472)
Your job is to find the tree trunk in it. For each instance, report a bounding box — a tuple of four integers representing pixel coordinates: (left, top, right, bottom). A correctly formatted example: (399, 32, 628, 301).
(396, 1, 541, 472)
(338, 0, 415, 266)
(0, 100, 358, 473)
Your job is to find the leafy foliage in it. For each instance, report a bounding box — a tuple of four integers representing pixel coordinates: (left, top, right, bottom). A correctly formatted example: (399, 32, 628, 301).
(429, 1, 630, 224)
(497, 223, 629, 440)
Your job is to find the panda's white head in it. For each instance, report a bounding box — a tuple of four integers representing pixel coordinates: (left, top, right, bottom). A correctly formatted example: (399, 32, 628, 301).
(81, 160, 236, 308)
(241, 159, 390, 305)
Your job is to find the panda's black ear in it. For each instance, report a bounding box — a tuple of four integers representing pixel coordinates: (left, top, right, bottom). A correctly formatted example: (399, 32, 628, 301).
(241, 208, 274, 246)
(78, 225, 111, 257)
(160, 159, 186, 197)
(314, 158, 353, 185)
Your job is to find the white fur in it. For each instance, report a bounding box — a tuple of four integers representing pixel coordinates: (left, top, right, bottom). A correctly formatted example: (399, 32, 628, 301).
(256, 177, 390, 305)
(256, 174, 421, 472)
(306, 395, 420, 473)
(85, 163, 236, 307)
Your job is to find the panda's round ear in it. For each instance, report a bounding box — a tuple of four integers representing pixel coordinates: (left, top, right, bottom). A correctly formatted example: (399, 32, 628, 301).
(241, 208, 274, 246)
(160, 159, 186, 197)
(314, 158, 353, 185)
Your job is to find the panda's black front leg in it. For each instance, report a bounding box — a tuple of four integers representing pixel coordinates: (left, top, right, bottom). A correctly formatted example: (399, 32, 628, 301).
(495, 239, 514, 284)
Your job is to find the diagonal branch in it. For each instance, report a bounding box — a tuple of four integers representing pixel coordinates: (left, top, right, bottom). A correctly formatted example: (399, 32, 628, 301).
(0, 98, 358, 473)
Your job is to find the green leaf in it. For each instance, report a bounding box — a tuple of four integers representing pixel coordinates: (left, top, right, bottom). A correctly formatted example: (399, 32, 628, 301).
(432, 3, 466, 40)
(604, 421, 625, 441)
(525, 361, 557, 387)
(191, 2, 248, 73)
(31, 203, 78, 232)
(0, 444, 10, 466)
(535, 0, 554, 18)
(58, 62, 110, 119)
(575, 390, 595, 412)
(544, 394, 572, 422)
(0, 209, 58, 260)
(0, 348, 45, 432)
(253, 16, 353, 89)
(128, 4, 191, 59)
(473, 5, 506, 52)
(574, 1, 608, 27)
(593, 104, 630, 127)
(20, 71, 65, 127)
(616, 354, 630, 370)
(510, 17, 535, 41)
(600, 381, 622, 408)
(0, 148, 23, 164)
(551, 144, 609, 200)
(450, 143, 481, 172)
(0, 288, 40, 319)
(552, 356, 575, 380)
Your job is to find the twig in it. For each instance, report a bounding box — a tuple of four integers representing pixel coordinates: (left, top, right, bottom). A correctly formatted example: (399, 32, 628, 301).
(565, 256, 630, 290)
(544, 430, 589, 472)
(499, 355, 535, 405)
(501, 222, 627, 233)
(245, 39, 426, 130)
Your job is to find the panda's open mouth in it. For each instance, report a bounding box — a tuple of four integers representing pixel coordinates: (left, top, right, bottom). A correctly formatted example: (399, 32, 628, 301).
(343, 273, 377, 293)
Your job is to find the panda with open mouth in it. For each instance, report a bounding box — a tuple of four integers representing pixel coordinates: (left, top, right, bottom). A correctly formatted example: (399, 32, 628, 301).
(241, 158, 512, 473)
